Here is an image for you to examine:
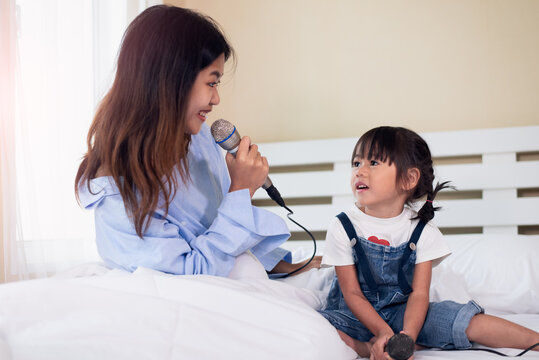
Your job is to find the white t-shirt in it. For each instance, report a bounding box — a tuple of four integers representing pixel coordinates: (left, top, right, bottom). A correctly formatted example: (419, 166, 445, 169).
(322, 206, 451, 267)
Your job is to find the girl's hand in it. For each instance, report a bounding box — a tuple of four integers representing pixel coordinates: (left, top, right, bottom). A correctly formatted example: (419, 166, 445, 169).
(370, 332, 393, 360)
(226, 136, 269, 198)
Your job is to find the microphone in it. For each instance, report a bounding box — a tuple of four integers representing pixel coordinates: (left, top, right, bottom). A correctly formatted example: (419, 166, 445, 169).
(210, 119, 286, 208)
(385, 333, 415, 360)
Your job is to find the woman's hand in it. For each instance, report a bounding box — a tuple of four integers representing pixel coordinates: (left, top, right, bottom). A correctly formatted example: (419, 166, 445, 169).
(226, 136, 269, 198)
(290, 255, 322, 275)
(270, 256, 322, 275)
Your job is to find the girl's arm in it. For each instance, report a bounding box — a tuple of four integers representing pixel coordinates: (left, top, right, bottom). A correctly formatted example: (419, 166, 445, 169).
(402, 260, 432, 341)
(336, 264, 394, 355)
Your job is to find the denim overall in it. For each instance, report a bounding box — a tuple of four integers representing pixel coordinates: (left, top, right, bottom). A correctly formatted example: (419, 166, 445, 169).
(319, 212, 483, 349)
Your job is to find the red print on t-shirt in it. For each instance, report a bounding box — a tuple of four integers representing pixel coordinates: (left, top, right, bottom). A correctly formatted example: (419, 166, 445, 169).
(368, 235, 390, 246)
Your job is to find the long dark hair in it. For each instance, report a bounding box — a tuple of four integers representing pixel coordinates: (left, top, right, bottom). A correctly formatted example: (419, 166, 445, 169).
(352, 126, 452, 223)
(75, 5, 234, 237)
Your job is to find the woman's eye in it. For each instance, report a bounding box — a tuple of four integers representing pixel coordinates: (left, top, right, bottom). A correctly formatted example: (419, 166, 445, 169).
(209, 81, 221, 88)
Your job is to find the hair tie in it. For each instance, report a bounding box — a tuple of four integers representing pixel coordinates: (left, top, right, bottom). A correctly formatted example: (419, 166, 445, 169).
(426, 199, 433, 203)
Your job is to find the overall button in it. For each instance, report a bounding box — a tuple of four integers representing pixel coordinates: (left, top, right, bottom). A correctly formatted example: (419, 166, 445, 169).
(409, 243, 417, 251)
(350, 238, 357, 246)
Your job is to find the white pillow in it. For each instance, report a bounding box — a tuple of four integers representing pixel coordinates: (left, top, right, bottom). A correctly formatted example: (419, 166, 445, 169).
(430, 234, 539, 315)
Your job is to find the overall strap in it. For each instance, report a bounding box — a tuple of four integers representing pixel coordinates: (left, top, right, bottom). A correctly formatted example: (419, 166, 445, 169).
(397, 220, 427, 295)
(336, 212, 378, 291)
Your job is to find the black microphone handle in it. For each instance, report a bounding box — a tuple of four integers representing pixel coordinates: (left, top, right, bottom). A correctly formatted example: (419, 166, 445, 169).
(262, 176, 273, 190)
(264, 184, 286, 208)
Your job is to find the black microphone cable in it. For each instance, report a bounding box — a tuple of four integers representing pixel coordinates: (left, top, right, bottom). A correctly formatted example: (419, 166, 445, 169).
(273, 204, 317, 279)
(448, 342, 539, 357)
(385, 334, 539, 360)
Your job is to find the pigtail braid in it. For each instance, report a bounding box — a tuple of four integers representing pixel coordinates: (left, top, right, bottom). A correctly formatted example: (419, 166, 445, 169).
(416, 181, 453, 223)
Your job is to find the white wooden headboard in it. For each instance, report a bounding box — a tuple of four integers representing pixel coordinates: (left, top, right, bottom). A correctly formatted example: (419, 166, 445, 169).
(254, 126, 539, 250)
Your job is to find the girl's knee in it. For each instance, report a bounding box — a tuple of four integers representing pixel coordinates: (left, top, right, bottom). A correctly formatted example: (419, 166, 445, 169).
(465, 313, 486, 339)
(419, 300, 483, 349)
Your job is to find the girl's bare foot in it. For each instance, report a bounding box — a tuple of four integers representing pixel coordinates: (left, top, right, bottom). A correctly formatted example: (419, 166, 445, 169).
(337, 329, 371, 358)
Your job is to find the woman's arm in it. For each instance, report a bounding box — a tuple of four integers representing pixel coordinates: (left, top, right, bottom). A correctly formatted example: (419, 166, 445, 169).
(402, 260, 432, 341)
(91, 187, 290, 277)
(83, 125, 292, 277)
(269, 256, 322, 275)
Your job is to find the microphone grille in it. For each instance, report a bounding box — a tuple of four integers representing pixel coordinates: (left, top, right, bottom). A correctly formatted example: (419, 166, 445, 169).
(210, 119, 235, 142)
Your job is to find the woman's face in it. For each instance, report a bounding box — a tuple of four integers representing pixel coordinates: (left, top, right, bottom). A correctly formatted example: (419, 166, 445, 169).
(184, 53, 225, 135)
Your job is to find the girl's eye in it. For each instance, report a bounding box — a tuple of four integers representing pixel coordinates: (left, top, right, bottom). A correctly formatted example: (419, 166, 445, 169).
(370, 160, 379, 166)
(209, 81, 221, 88)
(352, 161, 361, 168)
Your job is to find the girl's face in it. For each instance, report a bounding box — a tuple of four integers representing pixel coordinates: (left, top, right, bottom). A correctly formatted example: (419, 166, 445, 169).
(184, 53, 225, 135)
(350, 154, 409, 218)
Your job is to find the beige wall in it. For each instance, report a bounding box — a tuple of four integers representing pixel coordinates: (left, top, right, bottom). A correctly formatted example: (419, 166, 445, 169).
(168, 0, 539, 142)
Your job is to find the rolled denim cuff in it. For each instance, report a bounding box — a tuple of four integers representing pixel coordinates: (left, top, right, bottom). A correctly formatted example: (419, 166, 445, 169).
(452, 300, 484, 349)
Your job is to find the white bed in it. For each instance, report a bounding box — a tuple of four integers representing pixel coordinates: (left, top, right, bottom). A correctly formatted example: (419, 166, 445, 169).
(1, 126, 538, 360)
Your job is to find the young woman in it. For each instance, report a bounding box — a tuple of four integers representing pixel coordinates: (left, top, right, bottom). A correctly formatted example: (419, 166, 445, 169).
(75, 5, 318, 277)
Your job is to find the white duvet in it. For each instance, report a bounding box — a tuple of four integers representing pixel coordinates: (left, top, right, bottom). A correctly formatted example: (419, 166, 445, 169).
(0, 260, 355, 360)
(1, 234, 539, 360)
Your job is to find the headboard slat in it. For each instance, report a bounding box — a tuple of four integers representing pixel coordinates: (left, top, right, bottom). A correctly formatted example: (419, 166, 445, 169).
(254, 126, 539, 239)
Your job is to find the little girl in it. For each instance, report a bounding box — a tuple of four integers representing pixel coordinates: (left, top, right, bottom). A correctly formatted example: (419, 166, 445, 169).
(319, 126, 539, 359)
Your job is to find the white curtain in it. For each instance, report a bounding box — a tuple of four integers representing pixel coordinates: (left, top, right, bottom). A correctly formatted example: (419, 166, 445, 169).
(1, 0, 26, 282)
(0, 0, 159, 282)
